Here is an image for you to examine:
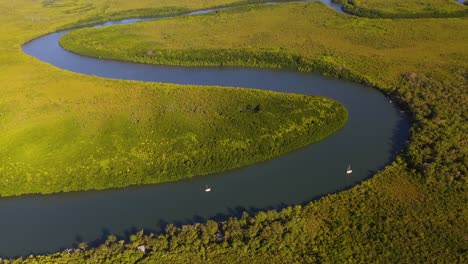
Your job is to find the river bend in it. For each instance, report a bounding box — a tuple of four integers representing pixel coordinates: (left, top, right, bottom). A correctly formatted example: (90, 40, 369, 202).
(2, 0, 410, 257)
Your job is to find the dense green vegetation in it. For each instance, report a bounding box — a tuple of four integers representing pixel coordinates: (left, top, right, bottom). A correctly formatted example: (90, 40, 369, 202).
(0, 81, 346, 196)
(333, 0, 468, 18)
(0, 0, 466, 263)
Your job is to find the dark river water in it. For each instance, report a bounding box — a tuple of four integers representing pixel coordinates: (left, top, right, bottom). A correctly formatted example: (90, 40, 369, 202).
(5, 0, 410, 258)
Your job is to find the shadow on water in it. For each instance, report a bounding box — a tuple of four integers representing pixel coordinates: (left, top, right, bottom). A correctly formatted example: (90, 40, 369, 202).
(383, 107, 411, 169)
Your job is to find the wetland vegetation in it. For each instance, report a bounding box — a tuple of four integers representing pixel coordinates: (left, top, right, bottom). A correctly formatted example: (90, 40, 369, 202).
(0, 0, 466, 263)
(334, 0, 468, 18)
(0, 0, 348, 197)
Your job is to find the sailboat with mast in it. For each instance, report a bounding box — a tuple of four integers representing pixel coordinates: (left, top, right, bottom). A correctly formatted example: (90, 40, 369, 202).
(346, 164, 353, 175)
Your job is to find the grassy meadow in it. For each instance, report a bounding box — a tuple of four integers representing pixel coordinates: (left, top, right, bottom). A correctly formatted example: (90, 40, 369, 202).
(0, 0, 466, 263)
(334, 0, 468, 18)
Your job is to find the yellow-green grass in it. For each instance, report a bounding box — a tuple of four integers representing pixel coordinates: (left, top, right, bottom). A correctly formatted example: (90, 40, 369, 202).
(0, 0, 348, 197)
(335, 0, 468, 18)
(47, 0, 297, 29)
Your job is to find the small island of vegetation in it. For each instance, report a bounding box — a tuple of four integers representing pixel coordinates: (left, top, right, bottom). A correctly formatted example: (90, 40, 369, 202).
(0, 81, 347, 197)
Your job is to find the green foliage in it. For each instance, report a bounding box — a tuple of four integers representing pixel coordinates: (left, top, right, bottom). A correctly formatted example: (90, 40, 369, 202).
(0, 82, 347, 196)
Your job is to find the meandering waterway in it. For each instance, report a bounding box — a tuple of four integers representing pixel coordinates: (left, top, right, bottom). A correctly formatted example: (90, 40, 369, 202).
(3, 0, 410, 257)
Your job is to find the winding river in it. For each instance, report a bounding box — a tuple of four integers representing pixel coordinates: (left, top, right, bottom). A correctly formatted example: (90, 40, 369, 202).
(2, 0, 410, 258)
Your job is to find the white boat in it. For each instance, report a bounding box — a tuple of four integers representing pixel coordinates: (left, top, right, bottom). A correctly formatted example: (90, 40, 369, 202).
(205, 185, 211, 192)
(346, 164, 353, 175)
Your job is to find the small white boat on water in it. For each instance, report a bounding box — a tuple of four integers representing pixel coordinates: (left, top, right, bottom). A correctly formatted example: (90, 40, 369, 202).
(205, 185, 211, 192)
(346, 164, 353, 175)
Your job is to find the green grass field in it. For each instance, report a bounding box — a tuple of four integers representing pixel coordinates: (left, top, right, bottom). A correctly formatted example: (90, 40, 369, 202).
(0, 0, 467, 263)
